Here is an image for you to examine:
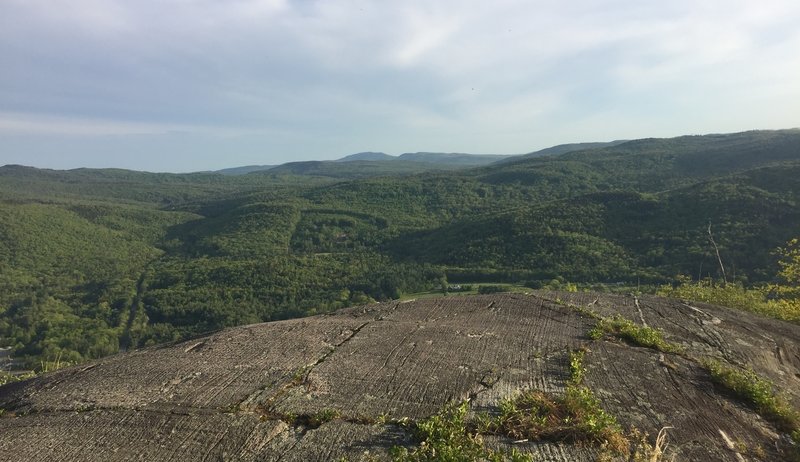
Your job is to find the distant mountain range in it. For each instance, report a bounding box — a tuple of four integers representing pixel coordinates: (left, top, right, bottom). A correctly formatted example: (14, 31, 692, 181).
(213, 143, 621, 177)
(506, 140, 629, 163)
(215, 165, 276, 175)
(213, 151, 519, 178)
(335, 152, 395, 162)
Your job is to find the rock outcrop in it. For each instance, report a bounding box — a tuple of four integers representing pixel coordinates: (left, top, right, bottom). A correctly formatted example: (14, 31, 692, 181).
(1, 292, 798, 461)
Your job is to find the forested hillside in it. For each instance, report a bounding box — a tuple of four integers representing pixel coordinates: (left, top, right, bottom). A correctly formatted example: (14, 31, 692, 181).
(1, 129, 799, 368)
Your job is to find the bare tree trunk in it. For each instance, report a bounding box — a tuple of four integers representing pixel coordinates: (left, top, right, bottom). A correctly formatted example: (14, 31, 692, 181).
(707, 223, 727, 285)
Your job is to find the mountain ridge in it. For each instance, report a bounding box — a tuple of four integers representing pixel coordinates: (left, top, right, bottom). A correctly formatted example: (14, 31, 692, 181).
(1, 128, 799, 373)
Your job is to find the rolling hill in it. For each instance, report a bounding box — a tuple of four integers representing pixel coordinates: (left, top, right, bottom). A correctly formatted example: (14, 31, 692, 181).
(0, 128, 798, 370)
(215, 165, 276, 175)
(395, 151, 515, 165)
(335, 151, 395, 162)
(215, 151, 515, 177)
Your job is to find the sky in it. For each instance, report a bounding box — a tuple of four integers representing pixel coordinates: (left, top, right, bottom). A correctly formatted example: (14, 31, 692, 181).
(1, 0, 799, 172)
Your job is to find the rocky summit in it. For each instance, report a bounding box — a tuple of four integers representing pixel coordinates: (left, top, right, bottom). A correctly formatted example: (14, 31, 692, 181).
(1, 292, 798, 461)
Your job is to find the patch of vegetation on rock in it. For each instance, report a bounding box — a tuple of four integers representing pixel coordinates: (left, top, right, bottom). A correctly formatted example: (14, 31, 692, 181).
(389, 400, 531, 462)
(703, 359, 800, 443)
(0, 371, 36, 387)
(657, 277, 800, 324)
(588, 315, 682, 354)
(482, 350, 628, 455)
(392, 350, 633, 461)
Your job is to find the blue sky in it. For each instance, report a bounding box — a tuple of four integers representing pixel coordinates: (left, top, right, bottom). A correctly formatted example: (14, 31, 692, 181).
(1, 0, 799, 172)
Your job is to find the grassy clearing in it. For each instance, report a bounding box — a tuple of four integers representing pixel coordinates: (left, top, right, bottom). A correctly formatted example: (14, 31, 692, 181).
(588, 315, 682, 354)
(703, 359, 800, 443)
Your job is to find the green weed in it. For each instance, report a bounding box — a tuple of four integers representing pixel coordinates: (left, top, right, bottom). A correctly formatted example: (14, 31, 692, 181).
(389, 400, 529, 461)
(309, 408, 341, 427)
(569, 350, 586, 384)
(39, 352, 72, 373)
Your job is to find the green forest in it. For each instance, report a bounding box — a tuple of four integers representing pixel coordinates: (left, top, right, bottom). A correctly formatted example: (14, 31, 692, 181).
(1, 129, 799, 368)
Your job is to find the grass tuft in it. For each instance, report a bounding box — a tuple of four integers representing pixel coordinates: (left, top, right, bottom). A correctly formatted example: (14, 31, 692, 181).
(588, 315, 682, 354)
(487, 387, 629, 455)
(629, 427, 675, 462)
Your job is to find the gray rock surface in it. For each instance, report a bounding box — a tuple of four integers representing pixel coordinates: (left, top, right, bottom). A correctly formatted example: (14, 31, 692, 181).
(1, 292, 798, 461)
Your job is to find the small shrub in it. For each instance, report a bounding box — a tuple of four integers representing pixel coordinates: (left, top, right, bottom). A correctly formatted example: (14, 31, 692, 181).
(525, 280, 544, 290)
(485, 350, 628, 456)
(393, 349, 646, 459)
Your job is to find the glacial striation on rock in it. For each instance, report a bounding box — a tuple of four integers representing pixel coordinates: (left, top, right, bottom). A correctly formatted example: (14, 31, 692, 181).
(1, 292, 798, 461)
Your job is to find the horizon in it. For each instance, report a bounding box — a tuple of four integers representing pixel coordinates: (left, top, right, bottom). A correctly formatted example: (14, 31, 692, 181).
(2, 127, 799, 174)
(2, 1, 800, 172)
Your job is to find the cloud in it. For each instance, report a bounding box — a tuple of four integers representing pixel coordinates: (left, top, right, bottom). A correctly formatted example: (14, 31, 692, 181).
(1, 0, 799, 170)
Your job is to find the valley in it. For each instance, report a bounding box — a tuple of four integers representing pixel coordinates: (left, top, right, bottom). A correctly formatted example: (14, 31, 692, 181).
(0, 129, 799, 370)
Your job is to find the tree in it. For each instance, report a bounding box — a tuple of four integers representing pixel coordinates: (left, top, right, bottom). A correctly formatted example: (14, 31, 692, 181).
(773, 238, 800, 299)
(439, 275, 448, 295)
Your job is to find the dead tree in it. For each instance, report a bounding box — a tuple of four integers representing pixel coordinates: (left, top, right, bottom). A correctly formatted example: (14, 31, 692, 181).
(707, 222, 727, 285)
